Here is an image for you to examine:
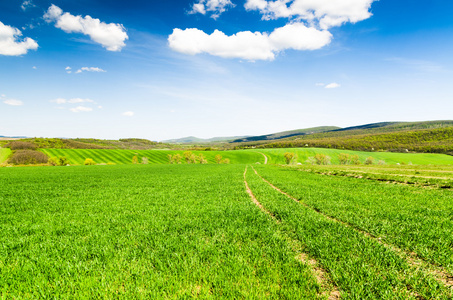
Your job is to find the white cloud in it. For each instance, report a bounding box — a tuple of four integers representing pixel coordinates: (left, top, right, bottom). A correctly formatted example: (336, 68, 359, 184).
(44, 4, 128, 51)
(244, 0, 376, 29)
(32, 66, 37, 69)
(65, 66, 71, 70)
(75, 67, 106, 74)
(0, 21, 38, 56)
(325, 82, 340, 89)
(122, 111, 134, 117)
(70, 106, 93, 113)
(50, 98, 95, 104)
(21, 0, 36, 11)
(169, 23, 332, 61)
(3, 99, 24, 106)
(190, 0, 235, 19)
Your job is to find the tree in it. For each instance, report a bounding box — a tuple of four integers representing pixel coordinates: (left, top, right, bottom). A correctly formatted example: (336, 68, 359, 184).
(284, 152, 295, 164)
(215, 154, 222, 164)
(198, 154, 208, 164)
(132, 156, 139, 164)
(59, 156, 70, 166)
(314, 153, 331, 165)
(351, 155, 361, 165)
(173, 154, 182, 164)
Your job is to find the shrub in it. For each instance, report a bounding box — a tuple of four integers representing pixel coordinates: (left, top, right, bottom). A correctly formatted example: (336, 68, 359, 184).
(6, 141, 37, 150)
(198, 154, 208, 164)
(215, 154, 222, 164)
(183, 151, 193, 163)
(306, 157, 317, 165)
(314, 154, 331, 165)
(132, 156, 138, 164)
(84, 158, 96, 165)
(221, 158, 230, 164)
(351, 155, 361, 165)
(365, 157, 375, 165)
(9, 150, 48, 165)
(338, 153, 351, 165)
(59, 157, 70, 166)
(48, 157, 59, 166)
(141, 157, 149, 164)
(284, 152, 295, 164)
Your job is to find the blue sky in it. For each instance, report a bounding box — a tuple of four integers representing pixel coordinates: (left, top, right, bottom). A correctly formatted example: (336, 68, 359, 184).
(1, 0, 453, 141)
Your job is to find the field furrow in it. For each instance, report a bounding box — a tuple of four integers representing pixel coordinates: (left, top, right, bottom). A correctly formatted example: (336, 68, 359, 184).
(245, 166, 452, 299)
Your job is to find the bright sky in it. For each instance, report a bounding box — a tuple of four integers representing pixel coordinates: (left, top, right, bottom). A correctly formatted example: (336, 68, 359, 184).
(1, 0, 453, 141)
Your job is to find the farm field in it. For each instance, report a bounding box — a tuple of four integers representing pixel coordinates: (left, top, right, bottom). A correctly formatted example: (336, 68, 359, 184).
(35, 147, 453, 166)
(40, 149, 264, 165)
(0, 148, 11, 164)
(1, 163, 452, 298)
(258, 148, 453, 165)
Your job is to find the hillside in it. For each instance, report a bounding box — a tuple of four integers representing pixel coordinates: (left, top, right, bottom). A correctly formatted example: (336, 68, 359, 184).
(163, 135, 249, 144)
(231, 126, 340, 143)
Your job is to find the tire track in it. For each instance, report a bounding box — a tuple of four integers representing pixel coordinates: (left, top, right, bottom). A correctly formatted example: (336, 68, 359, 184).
(243, 166, 340, 300)
(252, 166, 453, 293)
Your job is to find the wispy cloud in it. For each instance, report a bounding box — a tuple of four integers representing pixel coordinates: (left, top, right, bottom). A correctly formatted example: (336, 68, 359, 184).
(325, 82, 341, 89)
(75, 67, 106, 74)
(3, 99, 24, 106)
(122, 111, 134, 117)
(51, 98, 95, 104)
(385, 57, 446, 73)
(21, 0, 36, 11)
(189, 0, 235, 19)
(70, 106, 93, 113)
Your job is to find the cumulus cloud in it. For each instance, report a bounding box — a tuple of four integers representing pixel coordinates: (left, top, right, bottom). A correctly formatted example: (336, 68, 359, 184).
(122, 111, 134, 117)
(190, 0, 235, 19)
(169, 23, 332, 60)
(325, 82, 340, 89)
(21, 0, 36, 11)
(75, 67, 106, 74)
(0, 22, 38, 56)
(3, 99, 24, 106)
(244, 0, 376, 29)
(44, 4, 128, 51)
(70, 106, 93, 113)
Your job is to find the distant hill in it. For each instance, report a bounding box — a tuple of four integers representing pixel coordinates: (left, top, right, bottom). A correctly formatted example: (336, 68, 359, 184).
(231, 126, 340, 143)
(163, 135, 250, 144)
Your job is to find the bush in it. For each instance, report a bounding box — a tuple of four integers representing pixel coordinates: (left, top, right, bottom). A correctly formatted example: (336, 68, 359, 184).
(351, 155, 361, 165)
(338, 153, 351, 165)
(84, 158, 96, 165)
(141, 157, 149, 164)
(221, 158, 230, 164)
(132, 156, 138, 164)
(198, 154, 208, 164)
(284, 152, 295, 164)
(314, 154, 331, 165)
(365, 157, 375, 165)
(215, 154, 222, 164)
(59, 156, 70, 166)
(6, 141, 37, 150)
(9, 150, 48, 165)
(48, 157, 59, 166)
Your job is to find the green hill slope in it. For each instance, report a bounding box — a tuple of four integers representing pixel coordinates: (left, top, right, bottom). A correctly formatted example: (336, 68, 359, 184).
(259, 148, 453, 165)
(0, 148, 11, 163)
(40, 149, 264, 165)
(231, 126, 340, 143)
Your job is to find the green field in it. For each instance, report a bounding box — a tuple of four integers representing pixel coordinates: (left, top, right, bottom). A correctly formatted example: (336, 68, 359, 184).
(0, 148, 11, 163)
(1, 163, 452, 298)
(259, 147, 453, 165)
(37, 147, 453, 166)
(40, 149, 264, 165)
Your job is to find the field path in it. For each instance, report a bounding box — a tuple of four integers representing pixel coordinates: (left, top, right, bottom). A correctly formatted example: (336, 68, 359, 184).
(257, 152, 268, 164)
(244, 166, 340, 300)
(252, 166, 453, 291)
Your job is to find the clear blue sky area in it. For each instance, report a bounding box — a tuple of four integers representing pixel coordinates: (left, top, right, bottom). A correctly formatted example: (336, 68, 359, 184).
(1, 0, 452, 140)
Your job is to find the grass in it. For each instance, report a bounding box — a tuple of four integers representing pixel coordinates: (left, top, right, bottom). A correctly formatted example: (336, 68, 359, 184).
(0, 148, 11, 163)
(40, 149, 264, 165)
(259, 147, 453, 165)
(254, 164, 453, 277)
(0, 164, 320, 298)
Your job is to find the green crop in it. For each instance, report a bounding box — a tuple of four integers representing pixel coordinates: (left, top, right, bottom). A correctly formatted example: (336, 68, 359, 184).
(258, 148, 453, 165)
(0, 164, 320, 298)
(254, 165, 453, 280)
(39, 149, 264, 165)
